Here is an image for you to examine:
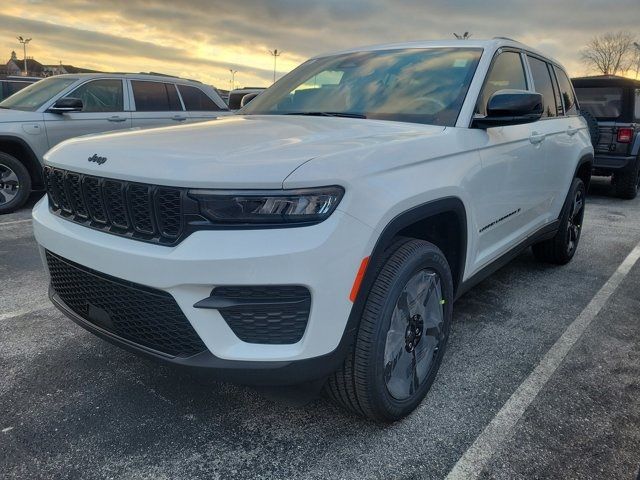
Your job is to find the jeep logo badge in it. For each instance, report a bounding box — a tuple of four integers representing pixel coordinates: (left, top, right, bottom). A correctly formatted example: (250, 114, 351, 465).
(88, 154, 107, 165)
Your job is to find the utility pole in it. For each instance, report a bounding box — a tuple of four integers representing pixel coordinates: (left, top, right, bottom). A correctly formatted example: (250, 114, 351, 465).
(634, 42, 640, 80)
(17, 36, 32, 76)
(229, 69, 238, 90)
(268, 49, 282, 83)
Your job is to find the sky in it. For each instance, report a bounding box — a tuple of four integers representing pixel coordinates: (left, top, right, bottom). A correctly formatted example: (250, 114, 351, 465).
(1, 0, 639, 89)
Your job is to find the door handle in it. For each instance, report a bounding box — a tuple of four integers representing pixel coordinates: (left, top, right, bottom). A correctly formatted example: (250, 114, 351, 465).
(107, 116, 127, 123)
(566, 126, 578, 136)
(529, 132, 546, 144)
(171, 116, 187, 122)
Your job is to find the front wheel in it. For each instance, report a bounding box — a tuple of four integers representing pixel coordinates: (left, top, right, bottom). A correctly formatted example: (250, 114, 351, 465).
(0, 152, 31, 214)
(325, 239, 453, 422)
(532, 177, 585, 265)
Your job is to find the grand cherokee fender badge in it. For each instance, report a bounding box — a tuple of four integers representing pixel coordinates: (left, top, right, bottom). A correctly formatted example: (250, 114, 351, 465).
(88, 154, 107, 165)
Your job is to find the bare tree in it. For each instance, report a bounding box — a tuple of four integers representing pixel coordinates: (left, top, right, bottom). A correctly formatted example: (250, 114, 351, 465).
(453, 32, 471, 40)
(581, 31, 636, 75)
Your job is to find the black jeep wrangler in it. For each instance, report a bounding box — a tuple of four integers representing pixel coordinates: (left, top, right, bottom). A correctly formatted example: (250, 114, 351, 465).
(572, 75, 640, 199)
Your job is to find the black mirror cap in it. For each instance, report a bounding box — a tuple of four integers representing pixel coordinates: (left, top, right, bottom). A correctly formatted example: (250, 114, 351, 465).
(473, 90, 543, 129)
(49, 97, 83, 113)
(240, 92, 259, 108)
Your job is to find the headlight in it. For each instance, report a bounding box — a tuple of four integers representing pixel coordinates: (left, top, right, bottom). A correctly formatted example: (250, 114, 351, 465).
(188, 186, 344, 225)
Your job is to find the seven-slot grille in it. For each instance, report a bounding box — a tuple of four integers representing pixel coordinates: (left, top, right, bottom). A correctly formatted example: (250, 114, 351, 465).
(46, 250, 207, 358)
(44, 166, 185, 245)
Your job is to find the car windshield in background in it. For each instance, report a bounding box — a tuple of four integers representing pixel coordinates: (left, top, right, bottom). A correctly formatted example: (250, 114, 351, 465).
(574, 87, 623, 119)
(241, 47, 483, 126)
(0, 77, 77, 111)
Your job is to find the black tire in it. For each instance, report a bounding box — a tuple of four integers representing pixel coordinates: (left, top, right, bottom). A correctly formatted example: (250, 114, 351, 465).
(0, 152, 31, 214)
(580, 110, 599, 147)
(532, 177, 585, 265)
(613, 158, 640, 200)
(325, 238, 453, 422)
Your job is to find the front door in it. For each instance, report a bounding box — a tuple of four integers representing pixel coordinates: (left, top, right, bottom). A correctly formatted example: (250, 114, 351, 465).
(43, 79, 131, 148)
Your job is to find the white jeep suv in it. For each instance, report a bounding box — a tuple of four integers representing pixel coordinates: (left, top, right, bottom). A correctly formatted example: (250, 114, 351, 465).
(0, 73, 229, 214)
(33, 39, 593, 421)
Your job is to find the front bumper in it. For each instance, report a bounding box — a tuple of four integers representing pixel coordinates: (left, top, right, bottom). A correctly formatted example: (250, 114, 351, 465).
(33, 196, 374, 384)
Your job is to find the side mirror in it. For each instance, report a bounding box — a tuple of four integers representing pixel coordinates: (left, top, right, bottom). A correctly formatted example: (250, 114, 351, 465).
(472, 90, 543, 129)
(48, 97, 83, 114)
(240, 92, 259, 108)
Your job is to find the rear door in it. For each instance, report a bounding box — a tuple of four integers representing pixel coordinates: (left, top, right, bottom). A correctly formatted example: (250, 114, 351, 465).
(176, 84, 226, 123)
(43, 78, 131, 148)
(129, 80, 188, 128)
(472, 50, 549, 268)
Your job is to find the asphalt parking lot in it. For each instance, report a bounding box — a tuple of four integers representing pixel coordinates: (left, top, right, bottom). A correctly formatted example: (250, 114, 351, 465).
(1, 178, 639, 480)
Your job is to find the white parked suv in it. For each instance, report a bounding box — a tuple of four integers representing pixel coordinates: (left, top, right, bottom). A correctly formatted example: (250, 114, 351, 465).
(0, 73, 229, 213)
(33, 39, 593, 421)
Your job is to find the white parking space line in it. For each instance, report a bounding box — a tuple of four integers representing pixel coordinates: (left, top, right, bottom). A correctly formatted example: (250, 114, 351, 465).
(0, 303, 52, 322)
(0, 219, 32, 227)
(445, 241, 640, 480)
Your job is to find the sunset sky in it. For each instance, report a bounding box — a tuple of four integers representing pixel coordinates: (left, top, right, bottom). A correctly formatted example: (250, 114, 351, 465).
(2, 0, 639, 89)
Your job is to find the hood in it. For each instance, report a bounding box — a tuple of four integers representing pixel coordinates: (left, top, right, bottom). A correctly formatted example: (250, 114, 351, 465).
(44, 115, 444, 188)
(0, 108, 43, 123)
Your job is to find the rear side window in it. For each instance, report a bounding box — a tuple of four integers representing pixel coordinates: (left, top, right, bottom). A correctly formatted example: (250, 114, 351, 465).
(7, 81, 30, 96)
(528, 56, 557, 118)
(177, 85, 221, 111)
(574, 87, 623, 119)
(132, 81, 182, 111)
(65, 79, 124, 112)
(554, 67, 579, 116)
(477, 52, 527, 115)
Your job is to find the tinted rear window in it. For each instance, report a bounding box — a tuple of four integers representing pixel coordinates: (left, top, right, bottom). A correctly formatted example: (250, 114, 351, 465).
(574, 87, 623, 119)
(132, 81, 182, 111)
(177, 85, 221, 111)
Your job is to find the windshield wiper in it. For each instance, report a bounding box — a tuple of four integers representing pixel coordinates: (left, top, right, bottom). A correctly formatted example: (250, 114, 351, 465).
(284, 111, 366, 119)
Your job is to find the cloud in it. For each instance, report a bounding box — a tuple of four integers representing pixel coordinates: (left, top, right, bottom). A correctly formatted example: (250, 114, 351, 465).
(1, 0, 639, 88)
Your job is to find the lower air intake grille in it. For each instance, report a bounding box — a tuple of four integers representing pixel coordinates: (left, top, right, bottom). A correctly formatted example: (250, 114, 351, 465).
(214, 286, 311, 344)
(46, 250, 207, 358)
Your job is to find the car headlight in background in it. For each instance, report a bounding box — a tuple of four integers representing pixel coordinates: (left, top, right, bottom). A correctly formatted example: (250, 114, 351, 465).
(188, 186, 344, 225)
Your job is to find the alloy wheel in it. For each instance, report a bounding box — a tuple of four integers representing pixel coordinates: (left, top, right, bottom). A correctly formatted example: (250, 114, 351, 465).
(383, 269, 444, 400)
(0, 163, 20, 206)
(567, 188, 585, 255)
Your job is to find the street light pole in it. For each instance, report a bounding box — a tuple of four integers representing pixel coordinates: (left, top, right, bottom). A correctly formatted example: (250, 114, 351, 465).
(229, 69, 238, 90)
(17, 36, 32, 76)
(633, 42, 640, 80)
(268, 49, 282, 84)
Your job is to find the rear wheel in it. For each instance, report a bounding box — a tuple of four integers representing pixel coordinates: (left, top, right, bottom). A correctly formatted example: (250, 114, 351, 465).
(613, 158, 640, 200)
(325, 239, 453, 422)
(0, 152, 31, 214)
(532, 177, 585, 265)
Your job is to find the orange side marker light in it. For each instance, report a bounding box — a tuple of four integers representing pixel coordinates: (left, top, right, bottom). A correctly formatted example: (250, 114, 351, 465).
(349, 256, 370, 303)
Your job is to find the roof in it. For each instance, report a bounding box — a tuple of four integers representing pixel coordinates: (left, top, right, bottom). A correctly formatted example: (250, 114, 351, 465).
(571, 75, 640, 88)
(9, 58, 44, 73)
(46, 72, 208, 84)
(312, 38, 561, 66)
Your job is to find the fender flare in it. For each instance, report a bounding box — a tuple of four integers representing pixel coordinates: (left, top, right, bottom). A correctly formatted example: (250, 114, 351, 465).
(0, 135, 43, 189)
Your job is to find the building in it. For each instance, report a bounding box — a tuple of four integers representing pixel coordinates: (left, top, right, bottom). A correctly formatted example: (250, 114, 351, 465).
(4, 50, 101, 77)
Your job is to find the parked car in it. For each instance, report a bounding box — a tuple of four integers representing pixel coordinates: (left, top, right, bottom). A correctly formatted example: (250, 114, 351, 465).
(227, 87, 265, 110)
(572, 75, 640, 198)
(0, 76, 40, 101)
(0, 73, 230, 213)
(33, 38, 592, 421)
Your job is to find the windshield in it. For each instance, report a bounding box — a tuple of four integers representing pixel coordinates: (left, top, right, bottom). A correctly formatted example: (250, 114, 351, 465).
(574, 87, 623, 119)
(0, 77, 78, 111)
(241, 48, 483, 126)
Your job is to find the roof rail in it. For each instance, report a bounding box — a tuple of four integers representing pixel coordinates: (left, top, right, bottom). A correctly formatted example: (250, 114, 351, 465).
(493, 36, 519, 42)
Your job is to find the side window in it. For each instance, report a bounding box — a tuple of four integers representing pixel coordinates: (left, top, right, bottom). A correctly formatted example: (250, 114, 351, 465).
(635, 89, 640, 121)
(554, 67, 579, 116)
(65, 79, 124, 112)
(132, 81, 182, 112)
(527, 56, 557, 118)
(477, 52, 527, 115)
(177, 85, 221, 111)
(7, 81, 30, 96)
